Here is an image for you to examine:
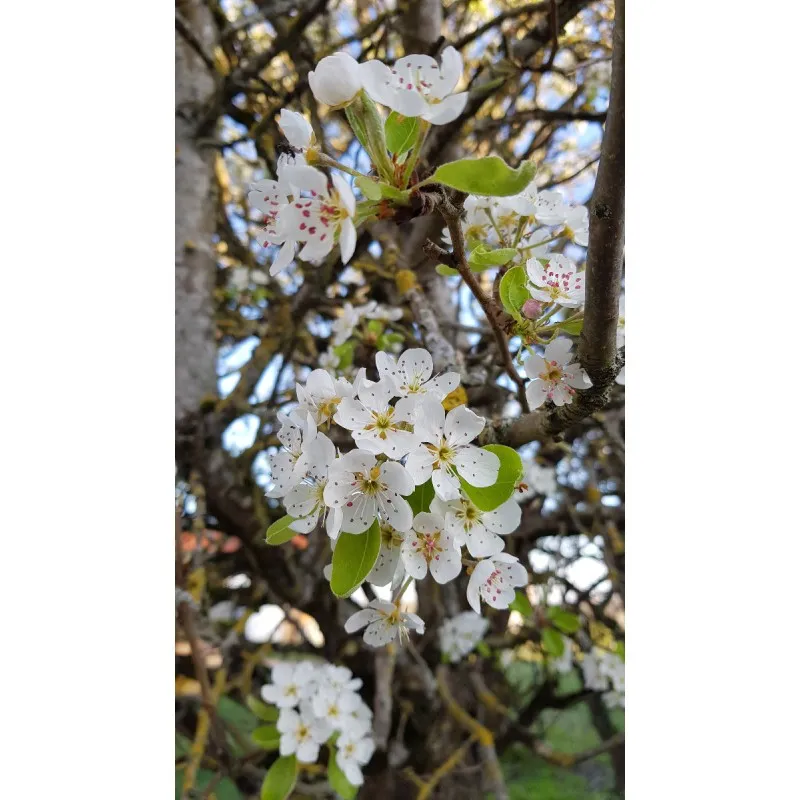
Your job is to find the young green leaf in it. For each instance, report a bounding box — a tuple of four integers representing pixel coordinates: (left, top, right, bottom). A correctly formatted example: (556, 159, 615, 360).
(265, 516, 298, 546)
(385, 111, 420, 154)
(509, 589, 534, 618)
(327, 748, 358, 800)
(499, 266, 532, 321)
(468, 245, 518, 268)
(246, 696, 280, 722)
(261, 755, 297, 800)
(251, 725, 281, 750)
(558, 318, 584, 336)
(407, 480, 435, 516)
(431, 156, 536, 196)
(355, 175, 382, 201)
(547, 607, 580, 634)
(378, 183, 412, 204)
(330, 520, 381, 598)
(541, 627, 565, 657)
(459, 445, 523, 511)
(333, 341, 355, 370)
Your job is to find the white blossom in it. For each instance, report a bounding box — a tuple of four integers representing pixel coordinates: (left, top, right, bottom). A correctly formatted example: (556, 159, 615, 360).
(523, 338, 592, 410)
(367, 522, 407, 587)
(284, 432, 342, 537)
(375, 347, 459, 402)
(334, 379, 420, 459)
(466, 553, 528, 614)
(433, 494, 521, 558)
(323, 449, 415, 533)
(360, 47, 468, 125)
(439, 611, 489, 662)
(549, 634, 574, 674)
(563, 205, 589, 246)
(278, 108, 314, 152)
(261, 661, 318, 708)
(311, 687, 361, 731)
(344, 598, 425, 647)
(279, 165, 357, 265)
(526, 253, 585, 307)
(336, 730, 376, 786)
(277, 704, 332, 763)
(331, 302, 363, 346)
(308, 52, 362, 107)
(400, 512, 462, 584)
(248, 178, 297, 276)
(265, 412, 318, 498)
(405, 396, 500, 501)
(296, 368, 357, 428)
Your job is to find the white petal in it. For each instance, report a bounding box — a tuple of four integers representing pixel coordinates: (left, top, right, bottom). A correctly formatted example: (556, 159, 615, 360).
(334, 397, 372, 431)
(296, 740, 319, 763)
(454, 444, 499, 487)
(405, 447, 435, 484)
(437, 47, 463, 97)
(281, 164, 329, 196)
(289, 512, 319, 533)
(270, 240, 296, 276)
(412, 512, 445, 535)
(415, 395, 445, 443)
(359, 60, 396, 107)
(363, 618, 398, 647)
(423, 92, 468, 124)
(432, 467, 461, 501)
(379, 427, 421, 459)
(482, 498, 522, 535)
(398, 348, 433, 385)
(380, 461, 415, 496)
(425, 372, 460, 399)
(523, 353, 546, 380)
(401, 537, 429, 579)
(336, 217, 356, 264)
(468, 560, 495, 614)
(389, 88, 429, 118)
(464, 528, 504, 558)
(444, 405, 485, 446)
(284, 483, 317, 518)
(278, 108, 313, 149)
(345, 607, 381, 633)
(341, 494, 378, 534)
(368, 541, 402, 586)
(526, 380, 549, 409)
(544, 337, 573, 364)
(378, 492, 413, 532)
(430, 548, 462, 583)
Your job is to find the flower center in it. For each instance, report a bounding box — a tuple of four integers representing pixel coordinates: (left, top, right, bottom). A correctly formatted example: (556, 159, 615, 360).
(381, 524, 404, 549)
(413, 531, 443, 563)
(317, 396, 341, 422)
(539, 360, 563, 383)
(355, 465, 385, 496)
(365, 408, 396, 439)
(297, 724, 310, 740)
(426, 440, 455, 469)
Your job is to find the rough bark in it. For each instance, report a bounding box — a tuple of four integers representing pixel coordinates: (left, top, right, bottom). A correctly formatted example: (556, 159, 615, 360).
(175, 0, 219, 424)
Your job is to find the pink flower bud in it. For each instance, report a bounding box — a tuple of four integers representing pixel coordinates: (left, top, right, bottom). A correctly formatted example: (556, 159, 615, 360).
(522, 299, 543, 319)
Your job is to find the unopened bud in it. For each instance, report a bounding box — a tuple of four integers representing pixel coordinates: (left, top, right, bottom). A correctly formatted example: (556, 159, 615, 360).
(522, 299, 543, 319)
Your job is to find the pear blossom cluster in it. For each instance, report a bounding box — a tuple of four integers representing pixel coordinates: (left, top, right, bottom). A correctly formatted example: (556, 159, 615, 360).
(265, 346, 532, 647)
(439, 611, 490, 662)
(247, 47, 468, 276)
(581, 647, 625, 709)
(262, 659, 375, 786)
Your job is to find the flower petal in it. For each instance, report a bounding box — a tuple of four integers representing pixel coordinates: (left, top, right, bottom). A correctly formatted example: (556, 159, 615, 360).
(444, 405, 485, 446)
(423, 92, 468, 124)
(454, 444, 499, 488)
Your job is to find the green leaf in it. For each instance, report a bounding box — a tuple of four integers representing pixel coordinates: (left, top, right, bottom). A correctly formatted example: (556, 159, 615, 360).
(261, 755, 297, 800)
(468, 245, 518, 268)
(499, 266, 532, 321)
(547, 607, 580, 634)
(459, 445, 523, 511)
(407, 480, 435, 516)
(330, 519, 381, 598)
(355, 175, 382, 201)
(246, 696, 280, 722)
(365, 318, 385, 337)
(377, 332, 404, 351)
(175, 732, 192, 759)
(435, 263, 459, 277)
(541, 628, 565, 657)
(378, 183, 412, 204)
(616, 641, 625, 662)
(509, 589, 534, 618)
(252, 724, 281, 750)
(558, 318, 584, 336)
(265, 515, 297, 546)
(328, 748, 358, 800)
(333, 340, 355, 370)
(217, 696, 259, 734)
(385, 111, 420, 154)
(476, 641, 491, 658)
(431, 156, 536, 197)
